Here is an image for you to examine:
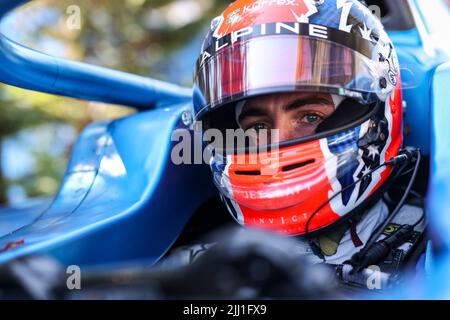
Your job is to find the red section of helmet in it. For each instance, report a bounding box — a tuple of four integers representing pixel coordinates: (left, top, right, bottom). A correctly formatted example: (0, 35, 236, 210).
(370, 78, 404, 196)
(227, 140, 340, 235)
(216, 0, 317, 37)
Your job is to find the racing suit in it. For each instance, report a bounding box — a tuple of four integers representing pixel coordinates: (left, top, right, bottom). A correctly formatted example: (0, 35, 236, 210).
(162, 200, 426, 291)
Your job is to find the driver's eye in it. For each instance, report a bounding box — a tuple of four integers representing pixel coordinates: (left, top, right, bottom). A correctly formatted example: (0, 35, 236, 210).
(303, 114, 322, 124)
(291, 113, 325, 128)
(251, 123, 270, 132)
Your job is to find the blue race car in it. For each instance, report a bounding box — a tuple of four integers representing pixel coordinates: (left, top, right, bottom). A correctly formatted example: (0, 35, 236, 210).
(0, 0, 449, 299)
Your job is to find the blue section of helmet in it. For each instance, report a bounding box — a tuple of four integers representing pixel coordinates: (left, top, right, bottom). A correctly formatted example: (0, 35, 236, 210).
(211, 158, 227, 175)
(326, 127, 361, 206)
(308, 0, 341, 29)
(309, 0, 383, 34)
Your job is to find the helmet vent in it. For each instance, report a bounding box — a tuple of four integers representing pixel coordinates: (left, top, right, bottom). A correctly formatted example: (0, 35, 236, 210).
(235, 170, 261, 176)
(282, 160, 315, 172)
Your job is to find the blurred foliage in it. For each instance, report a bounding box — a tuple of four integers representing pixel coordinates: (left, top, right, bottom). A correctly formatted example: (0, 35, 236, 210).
(0, 0, 227, 204)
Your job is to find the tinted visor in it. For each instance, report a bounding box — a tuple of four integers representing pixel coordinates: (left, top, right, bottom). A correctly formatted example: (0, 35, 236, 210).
(194, 35, 382, 119)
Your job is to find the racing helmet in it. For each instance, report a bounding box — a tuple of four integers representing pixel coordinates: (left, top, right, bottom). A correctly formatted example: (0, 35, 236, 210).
(193, 0, 403, 236)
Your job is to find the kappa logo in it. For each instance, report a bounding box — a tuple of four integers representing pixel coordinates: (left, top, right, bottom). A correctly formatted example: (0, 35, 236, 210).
(214, 0, 319, 38)
(232, 0, 313, 23)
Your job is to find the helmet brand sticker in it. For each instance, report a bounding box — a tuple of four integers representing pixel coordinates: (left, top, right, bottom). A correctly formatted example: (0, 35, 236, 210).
(198, 21, 375, 68)
(214, 0, 320, 38)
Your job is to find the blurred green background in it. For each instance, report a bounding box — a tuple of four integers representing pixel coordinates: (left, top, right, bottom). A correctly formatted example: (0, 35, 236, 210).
(0, 0, 227, 204)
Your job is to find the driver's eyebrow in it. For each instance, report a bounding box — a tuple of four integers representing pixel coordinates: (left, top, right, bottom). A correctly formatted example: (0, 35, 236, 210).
(238, 107, 271, 123)
(238, 97, 333, 123)
(283, 97, 333, 112)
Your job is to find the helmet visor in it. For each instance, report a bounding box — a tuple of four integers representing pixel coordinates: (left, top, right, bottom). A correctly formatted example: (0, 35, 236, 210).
(194, 35, 383, 119)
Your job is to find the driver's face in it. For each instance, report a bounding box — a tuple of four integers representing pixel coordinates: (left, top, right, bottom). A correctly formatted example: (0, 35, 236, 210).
(237, 92, 336, 144)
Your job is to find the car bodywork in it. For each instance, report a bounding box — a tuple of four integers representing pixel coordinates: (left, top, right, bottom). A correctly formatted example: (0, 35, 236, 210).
(0, 0, 449, 298)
